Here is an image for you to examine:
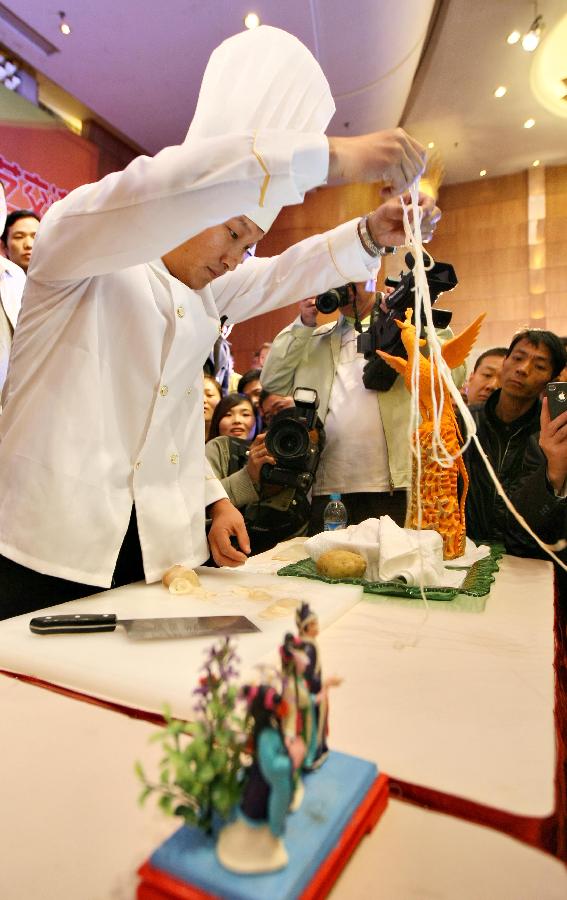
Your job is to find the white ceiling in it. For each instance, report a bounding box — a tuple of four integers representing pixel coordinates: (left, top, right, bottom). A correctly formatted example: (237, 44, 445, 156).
(1, 0, 566, 186)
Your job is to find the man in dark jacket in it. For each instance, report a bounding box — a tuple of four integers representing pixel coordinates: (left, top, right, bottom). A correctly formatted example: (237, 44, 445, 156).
(463, 329, 566, 545)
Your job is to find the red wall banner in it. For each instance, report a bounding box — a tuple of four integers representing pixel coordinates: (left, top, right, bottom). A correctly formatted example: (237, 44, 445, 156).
(0, 151, 68, 216)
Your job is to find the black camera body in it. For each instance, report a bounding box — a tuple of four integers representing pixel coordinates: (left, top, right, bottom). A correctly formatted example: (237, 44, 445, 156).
(261, 387, 324, 491)
(315, 283, 354, 315)
(357, 253, 458, 391)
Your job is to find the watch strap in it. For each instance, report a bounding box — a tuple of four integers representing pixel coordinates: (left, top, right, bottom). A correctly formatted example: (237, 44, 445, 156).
(357, 216, 397, 257)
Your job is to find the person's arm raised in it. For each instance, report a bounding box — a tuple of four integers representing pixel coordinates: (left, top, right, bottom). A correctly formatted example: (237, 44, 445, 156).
(328, 128, 426, 197)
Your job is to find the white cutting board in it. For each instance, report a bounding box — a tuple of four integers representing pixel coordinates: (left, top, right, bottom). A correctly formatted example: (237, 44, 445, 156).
(0, 562, 362, 719)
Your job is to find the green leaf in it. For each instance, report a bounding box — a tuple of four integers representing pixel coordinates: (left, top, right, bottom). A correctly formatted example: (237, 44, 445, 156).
(198, 763, 215, 784)
(210, 749, 227, 771)
(138, 786, 152, 806)
(158, 794, 173, 815)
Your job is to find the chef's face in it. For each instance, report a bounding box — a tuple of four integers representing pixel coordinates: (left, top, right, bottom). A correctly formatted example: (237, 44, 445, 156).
(162, 215, 263, 289)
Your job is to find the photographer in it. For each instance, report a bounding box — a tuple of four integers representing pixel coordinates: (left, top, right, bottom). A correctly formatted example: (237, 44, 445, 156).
(206, 390, 324, 553)
(261, 280, 463, 534)
(205, 393, 274, 509)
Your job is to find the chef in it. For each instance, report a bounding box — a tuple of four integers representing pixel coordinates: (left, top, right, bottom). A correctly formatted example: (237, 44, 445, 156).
(0, 26, 438, 617)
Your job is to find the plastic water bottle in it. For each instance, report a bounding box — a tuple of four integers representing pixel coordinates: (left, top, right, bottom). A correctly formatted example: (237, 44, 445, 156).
(323, 493, 348, 531)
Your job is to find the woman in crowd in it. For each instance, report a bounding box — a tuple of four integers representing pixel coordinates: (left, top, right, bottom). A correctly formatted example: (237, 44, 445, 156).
(203, 373, 222, 442)
(208, 393, 258, 443)
(206, 393, 275, 511)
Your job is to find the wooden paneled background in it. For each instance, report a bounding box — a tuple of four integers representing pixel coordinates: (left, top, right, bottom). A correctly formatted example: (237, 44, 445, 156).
(230, 164, 567, 376)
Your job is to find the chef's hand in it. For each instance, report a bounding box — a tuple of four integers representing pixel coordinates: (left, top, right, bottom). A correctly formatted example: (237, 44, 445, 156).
(367, 191, 441, 247)
(328, 128, 426, 196)
(207, 498, 251, 567)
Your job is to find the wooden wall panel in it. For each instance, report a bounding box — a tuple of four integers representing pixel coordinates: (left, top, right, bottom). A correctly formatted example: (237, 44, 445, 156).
(230, 164, 567, 375)
(544, 166, 567, 339)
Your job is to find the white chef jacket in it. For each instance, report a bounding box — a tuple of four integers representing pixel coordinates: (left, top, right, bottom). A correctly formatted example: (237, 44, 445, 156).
(0, 131, 376, 587)
(0, 257, 25, 397)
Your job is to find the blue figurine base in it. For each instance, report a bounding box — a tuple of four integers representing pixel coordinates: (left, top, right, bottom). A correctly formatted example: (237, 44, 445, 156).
(138, 750, 388, 900)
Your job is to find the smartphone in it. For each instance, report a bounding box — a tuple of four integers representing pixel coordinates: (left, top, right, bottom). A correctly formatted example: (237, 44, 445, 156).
(546, 382, 567, 420)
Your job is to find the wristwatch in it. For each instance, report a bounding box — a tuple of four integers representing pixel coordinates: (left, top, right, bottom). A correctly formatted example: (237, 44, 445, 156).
(357, 215, 397, 257)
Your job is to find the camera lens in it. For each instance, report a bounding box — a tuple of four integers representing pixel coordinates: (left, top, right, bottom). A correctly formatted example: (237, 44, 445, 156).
(267, 421, 309, 461)
(315, 289, 341, 315)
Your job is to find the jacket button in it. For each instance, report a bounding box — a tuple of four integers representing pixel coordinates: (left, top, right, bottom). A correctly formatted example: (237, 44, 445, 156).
(159, 385, 169, 397)
(134, 460, 142, 470)
(186, 387, 192, 396)
(170, 453, 179, 465)
(176, 306, 185, 318)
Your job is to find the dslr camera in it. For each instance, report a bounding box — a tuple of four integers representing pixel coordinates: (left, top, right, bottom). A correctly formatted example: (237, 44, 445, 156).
(315, 283, 354, 315)
(261, 387, 325, 491)
(357, 252, 458, 391)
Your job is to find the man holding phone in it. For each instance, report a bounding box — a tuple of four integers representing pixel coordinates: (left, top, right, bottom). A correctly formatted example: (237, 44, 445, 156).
(463, 329, 566, 545)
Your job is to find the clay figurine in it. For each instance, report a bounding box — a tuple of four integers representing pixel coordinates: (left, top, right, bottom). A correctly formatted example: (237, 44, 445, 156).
(216, 684, 305, 873)
(279, 632, 319, 774)
(295, 602, 342, 769)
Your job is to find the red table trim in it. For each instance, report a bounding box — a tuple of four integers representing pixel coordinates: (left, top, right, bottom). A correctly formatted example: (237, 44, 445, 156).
(136, 774, 389, 900)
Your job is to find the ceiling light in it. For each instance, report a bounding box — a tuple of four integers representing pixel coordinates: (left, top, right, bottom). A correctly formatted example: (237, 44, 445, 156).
(507, 30, 521, 44)
(532, 159, 541, 167)
(3, 74, 21, 91)
(244, 12, 261, 29)
(479, 169, 487, 177)
(0, 57, 21, 91)
(523, 118, 536, 128)
(58, 10, 71, 35)
(427, 141, 435, 149)
(494, 85, 507, 98)
(521, 13, 544, 52)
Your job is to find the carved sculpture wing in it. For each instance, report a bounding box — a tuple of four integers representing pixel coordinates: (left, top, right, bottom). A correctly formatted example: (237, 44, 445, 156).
(441, 313, 486, 370)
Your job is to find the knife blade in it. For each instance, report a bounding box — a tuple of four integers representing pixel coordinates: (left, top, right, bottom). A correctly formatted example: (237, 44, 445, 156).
(29, 613, 260, 640)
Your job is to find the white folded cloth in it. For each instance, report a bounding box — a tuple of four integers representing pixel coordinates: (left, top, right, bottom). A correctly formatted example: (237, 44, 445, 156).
(305, 519, 382, 579)
(305, 516, 491, 588)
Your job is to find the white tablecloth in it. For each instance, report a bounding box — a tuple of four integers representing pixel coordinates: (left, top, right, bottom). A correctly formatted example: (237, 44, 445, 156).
(1, 678, 565, 900)
(0, 549, 555, 817)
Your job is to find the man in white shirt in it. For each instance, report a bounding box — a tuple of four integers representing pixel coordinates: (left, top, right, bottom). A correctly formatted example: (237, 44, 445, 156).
(1, 209, 39, 274)
(0, 182, 26, 398)
(0, 26, 439, 617)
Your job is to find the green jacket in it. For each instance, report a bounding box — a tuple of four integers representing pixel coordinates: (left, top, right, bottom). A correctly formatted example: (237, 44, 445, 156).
(261, 316, 464, 491)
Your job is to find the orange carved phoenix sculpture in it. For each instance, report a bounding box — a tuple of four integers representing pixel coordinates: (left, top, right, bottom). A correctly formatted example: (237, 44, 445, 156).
(378, 309, 485, 560)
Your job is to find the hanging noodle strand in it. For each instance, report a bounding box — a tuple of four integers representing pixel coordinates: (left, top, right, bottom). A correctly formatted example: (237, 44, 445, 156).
(400, 182, 567, 578)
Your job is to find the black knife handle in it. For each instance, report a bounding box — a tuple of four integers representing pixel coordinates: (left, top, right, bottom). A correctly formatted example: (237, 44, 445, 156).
(30, 614, 118, 635)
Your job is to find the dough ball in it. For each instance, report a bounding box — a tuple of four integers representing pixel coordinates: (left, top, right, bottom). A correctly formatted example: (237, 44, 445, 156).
(169, 577, 208, 597)
(316, 549, 367, 579)
(162, 565, 201, 589)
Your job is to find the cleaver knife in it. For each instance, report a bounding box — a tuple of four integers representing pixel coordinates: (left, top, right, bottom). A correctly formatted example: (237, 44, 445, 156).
(29, 613, 260, 640)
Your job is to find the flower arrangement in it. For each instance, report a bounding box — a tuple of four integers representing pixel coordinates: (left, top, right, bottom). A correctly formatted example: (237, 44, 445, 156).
(136, 637, 247, 835)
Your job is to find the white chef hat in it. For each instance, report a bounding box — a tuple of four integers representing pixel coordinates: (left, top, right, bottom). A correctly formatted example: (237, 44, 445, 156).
(186, 26, 335, 232)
